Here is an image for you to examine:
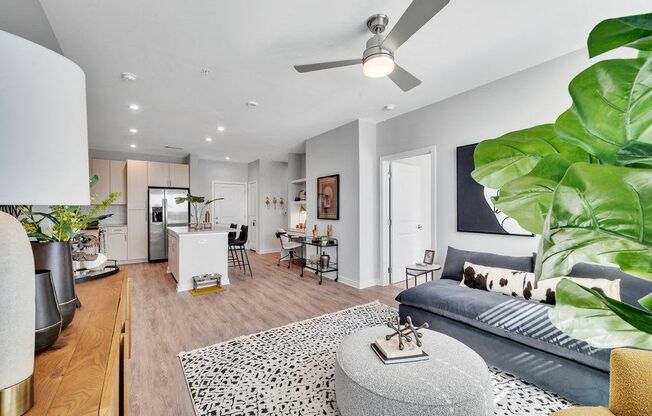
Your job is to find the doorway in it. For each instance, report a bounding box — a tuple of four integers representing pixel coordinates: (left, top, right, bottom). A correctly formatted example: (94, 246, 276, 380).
(247, 181, 258, 251)
(381, 150, 434, 286)
(212, 181, 247, 232)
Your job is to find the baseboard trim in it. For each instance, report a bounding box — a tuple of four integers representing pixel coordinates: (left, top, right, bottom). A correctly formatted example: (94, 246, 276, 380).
(255, 248, 281, 255)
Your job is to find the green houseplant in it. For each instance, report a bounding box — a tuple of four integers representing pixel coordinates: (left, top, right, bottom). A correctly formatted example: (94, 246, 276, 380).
(175, 194, 224, 228)
(19, 175, 120, 328)
(472, 12, 652, 348)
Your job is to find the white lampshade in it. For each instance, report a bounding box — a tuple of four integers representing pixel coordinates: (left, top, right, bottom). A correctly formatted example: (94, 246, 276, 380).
(0, 30, 89, 414)
(0, 29, 90, 205)
(362, 54, 395, 78)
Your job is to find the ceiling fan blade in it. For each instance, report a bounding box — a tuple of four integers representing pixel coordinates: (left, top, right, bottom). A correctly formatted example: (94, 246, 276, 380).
(382, 0, 450, 51)
(388, 64, 421, 92)
(294, 59, 361, 73)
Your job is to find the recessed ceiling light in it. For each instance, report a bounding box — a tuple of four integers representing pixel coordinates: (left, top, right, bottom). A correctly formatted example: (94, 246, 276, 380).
(121, 72, 137, 81)
(129, 128, 138, 134)
(130, 143, 137, 148)
(205, 137, 213, 142)
(383, 104, 396, 111)
(129, 103, 140, 111)
(225, 156, 231, 160)
(246, 101, 258, 108)
(217, 126, 225, 132)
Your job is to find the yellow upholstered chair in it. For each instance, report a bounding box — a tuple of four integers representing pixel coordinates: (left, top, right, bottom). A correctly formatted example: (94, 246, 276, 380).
(551, 348, 652, 416)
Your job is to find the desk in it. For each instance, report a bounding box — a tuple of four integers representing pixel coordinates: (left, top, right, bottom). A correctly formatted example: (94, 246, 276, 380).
(404, 263, 441, 289)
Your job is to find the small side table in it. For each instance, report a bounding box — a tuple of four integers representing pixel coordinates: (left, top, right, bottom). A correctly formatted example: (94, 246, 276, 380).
(404, 264, 441, 289)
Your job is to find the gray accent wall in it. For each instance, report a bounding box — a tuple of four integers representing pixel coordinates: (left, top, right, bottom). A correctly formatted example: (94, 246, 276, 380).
(305, 120, 378, 288)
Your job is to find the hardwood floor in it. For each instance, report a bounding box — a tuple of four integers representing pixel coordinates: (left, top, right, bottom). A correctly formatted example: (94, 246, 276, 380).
(127, 252, 401, 415)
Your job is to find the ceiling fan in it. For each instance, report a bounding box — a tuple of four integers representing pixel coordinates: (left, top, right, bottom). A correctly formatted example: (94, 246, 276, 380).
(293, 0, 449, 92)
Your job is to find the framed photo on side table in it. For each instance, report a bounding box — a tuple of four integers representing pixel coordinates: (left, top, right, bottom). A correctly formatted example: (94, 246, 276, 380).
(317, 174, 339, 220)
(423, 250, 435, 265)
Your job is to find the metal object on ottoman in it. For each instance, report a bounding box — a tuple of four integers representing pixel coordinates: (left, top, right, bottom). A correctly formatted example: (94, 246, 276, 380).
(335, 326, 493, 416)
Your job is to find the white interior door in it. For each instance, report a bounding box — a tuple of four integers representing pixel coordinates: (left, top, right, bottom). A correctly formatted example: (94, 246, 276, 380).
(212, 182, 247, 229)
(390, 162, 422, 283)
(247, 181, 258, 251)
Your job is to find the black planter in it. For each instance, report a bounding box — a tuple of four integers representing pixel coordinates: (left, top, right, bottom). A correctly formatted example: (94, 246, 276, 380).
(31, 241, 77, 328)
(34, 270, 62, 352)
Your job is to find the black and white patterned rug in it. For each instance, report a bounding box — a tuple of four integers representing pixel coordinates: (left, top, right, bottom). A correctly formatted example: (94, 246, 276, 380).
(179, 302, 573, 416)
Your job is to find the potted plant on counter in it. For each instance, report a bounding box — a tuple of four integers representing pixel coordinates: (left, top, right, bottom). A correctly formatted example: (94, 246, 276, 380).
(19, 175, 119, 328)
(175, 194, 224, 229)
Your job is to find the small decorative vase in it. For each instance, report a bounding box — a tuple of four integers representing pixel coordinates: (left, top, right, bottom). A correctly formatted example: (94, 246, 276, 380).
(31, 241, 77, 329)
(320, 254, 330, 269)
(34, 270, 62, 353)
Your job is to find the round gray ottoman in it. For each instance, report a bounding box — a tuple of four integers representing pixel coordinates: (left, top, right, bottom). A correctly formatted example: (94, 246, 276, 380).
(335, 326, 493, 416)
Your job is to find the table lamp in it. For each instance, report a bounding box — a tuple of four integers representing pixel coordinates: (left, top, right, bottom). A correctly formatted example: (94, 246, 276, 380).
(0, 30, 89, 416)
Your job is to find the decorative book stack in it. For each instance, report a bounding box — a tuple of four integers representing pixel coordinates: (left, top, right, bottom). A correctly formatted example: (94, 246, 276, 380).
(193, 273, 221, 290)
(371, 336, 429, 364)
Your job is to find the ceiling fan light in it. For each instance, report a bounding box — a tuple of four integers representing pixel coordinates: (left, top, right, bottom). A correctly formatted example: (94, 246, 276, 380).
(363, 54, 395, 78)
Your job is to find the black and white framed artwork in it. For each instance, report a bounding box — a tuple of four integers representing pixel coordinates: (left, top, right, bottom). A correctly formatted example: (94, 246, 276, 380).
(456, 144, 533, 237)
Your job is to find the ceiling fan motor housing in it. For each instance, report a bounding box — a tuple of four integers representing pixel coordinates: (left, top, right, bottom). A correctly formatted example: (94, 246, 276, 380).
(363, 34, 393, 64)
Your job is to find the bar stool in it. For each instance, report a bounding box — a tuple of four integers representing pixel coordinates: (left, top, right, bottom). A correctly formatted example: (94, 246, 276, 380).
(230, 225, 252, 277)
(227, 223, 240, 269)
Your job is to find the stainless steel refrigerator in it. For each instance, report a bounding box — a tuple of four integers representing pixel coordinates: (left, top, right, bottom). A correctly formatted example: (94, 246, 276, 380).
(148, 187, 190, 261)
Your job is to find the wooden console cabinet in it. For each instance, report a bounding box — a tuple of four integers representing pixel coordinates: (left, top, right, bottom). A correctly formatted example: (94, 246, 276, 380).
(27, 271, 131, 415)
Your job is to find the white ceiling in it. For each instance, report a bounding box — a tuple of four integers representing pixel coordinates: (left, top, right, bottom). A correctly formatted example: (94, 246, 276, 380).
(37, 0, 652, 163)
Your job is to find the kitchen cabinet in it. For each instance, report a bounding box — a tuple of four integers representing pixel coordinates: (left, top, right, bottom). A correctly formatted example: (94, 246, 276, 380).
(90, 158, 127, 205)
(110, 160, 127, 204)
(147, 161, 170, 187)
(127, 160, 148, 209)
(127, 209, 148, 260)
(91, 159, 110, 202)
(169, 163, 190, 187)
(105, 227, 128, 261)
(147, 161, 189, 188)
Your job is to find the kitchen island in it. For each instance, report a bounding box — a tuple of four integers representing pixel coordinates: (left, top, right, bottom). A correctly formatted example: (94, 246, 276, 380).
(167, 225, 233, 292)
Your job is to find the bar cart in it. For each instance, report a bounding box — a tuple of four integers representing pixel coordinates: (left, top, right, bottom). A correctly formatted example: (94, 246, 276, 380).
(300, 237, 338, 284)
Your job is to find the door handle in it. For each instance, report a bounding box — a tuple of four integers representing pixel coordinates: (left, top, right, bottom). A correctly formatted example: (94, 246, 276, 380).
(417, 225, 423, 229)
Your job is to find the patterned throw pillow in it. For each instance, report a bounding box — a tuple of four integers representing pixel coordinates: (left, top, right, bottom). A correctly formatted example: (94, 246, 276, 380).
(530, 276, 621, 304)
(460, 262, 534, 298)
(460, 262, 621, 304)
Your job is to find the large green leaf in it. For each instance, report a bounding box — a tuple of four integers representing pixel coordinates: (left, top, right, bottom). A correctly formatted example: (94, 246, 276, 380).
(548, 279, 652, 349)
(558, 57, 652, 166)
(538, 163, 652, 281)
(588, 13, 652, 58)
(472, 124, 590, 190)
(491, 155, 573, 234)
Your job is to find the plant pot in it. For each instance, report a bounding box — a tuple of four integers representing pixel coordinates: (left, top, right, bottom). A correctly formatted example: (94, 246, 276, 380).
(34, 270, 62, 353)
(31, 241, 77, 329)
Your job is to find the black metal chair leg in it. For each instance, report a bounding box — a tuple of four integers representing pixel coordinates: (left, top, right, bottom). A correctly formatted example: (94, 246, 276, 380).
(243, 247, 253, 277)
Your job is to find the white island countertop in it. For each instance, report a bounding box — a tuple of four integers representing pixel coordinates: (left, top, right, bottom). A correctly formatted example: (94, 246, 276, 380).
(167, 225, 235, 236)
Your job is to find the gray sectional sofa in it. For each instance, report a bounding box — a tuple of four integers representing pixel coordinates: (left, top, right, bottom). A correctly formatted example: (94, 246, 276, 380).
(396, 247, 652, 406)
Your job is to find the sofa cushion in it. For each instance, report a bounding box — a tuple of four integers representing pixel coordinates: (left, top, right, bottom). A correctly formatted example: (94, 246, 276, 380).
(396, 279, 611, 372)
(441, 246, 533, 281)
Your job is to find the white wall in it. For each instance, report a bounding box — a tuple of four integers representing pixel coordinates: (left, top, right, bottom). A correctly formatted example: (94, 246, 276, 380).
(190, 158, 248, 198)
(257, 160, 288, 253)
(376, 49, 597, 262)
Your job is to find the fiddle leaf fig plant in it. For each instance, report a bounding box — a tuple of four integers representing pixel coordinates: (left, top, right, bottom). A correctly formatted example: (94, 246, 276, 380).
(472, 12, 652, 348)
